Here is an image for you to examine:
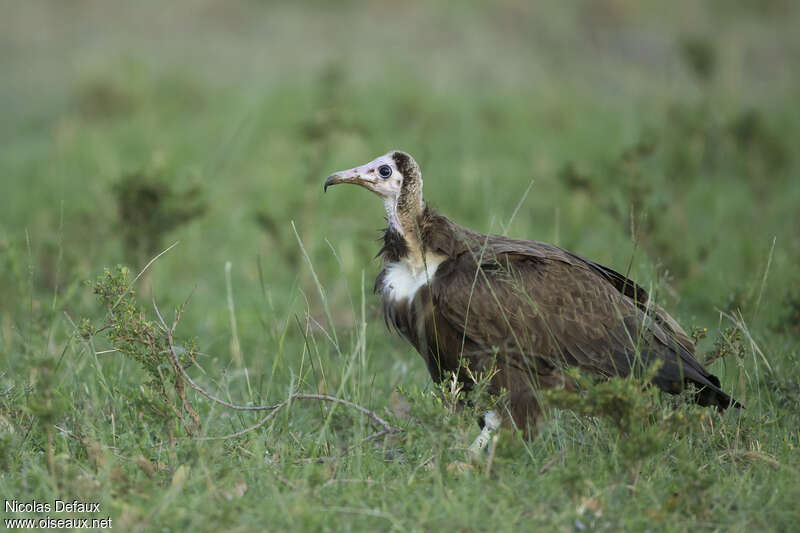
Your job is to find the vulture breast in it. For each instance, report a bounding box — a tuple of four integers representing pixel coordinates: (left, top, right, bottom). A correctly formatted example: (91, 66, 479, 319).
(380, 254, 447, 305)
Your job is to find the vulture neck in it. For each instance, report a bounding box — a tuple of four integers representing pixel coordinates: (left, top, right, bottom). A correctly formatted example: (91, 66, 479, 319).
(383, 175, 427, 270)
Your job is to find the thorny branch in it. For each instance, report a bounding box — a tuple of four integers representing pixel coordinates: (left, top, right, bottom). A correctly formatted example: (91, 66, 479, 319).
(151, 296, 403, 444)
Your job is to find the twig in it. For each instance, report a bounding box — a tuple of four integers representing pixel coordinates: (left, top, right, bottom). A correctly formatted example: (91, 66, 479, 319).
(113, 241, 179, 311)
(718, 309, 773, 372)
(151, 295, 201, 432)
(485, 434, 499, 478)
(152, 295, 276, 412)
(753, 236, 776, 320)
(352, 428, 394, 449)
(291, 220, 339, 348)
(151, 295, 402, 442)
(192, 394, 400, 442)
(54, 425, 113, 449)
(322, 478, 376, 489)
(269, 468, 298, 490)
(290, 428, 398, 462)
(224, 261, 243, 366)
(501, 178, 535, 236)
(538, 447, 568, 475)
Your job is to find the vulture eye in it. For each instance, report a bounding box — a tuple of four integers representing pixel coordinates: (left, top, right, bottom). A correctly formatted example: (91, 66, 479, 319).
(377, 165, 393, 179)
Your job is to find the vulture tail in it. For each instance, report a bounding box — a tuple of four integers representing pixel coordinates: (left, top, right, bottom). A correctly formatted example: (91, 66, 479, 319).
(692, 373, 744, 410)
(643, 345, 744, 410)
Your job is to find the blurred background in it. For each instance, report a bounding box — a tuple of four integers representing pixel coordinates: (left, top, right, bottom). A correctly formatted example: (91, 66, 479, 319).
(2, 0, 799, 391)
(2, 1, 800, 529)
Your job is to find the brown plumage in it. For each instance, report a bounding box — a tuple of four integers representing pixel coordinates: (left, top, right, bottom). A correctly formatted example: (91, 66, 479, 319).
(325, 150, 740, 439)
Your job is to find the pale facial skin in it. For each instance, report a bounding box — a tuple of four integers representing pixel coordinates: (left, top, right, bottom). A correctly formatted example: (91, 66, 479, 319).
(324, 151, 408, 233)
(324, 152, 404, 199)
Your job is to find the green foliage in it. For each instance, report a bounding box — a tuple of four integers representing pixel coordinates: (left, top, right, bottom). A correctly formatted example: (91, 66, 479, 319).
(680, 37, 717, 82)
(113, 173, 206, 266)
(701, 325, 749, 368)
(81, 266, 201, 435)
(775, 289, 800, 334)
(24, 356, 66, 428)
(544, 366, 712, 469)
(74, 78, 140, 121)
(728, 109, 789, 174)
(2, 2, 800, 530)
(385, 366, 501, 469)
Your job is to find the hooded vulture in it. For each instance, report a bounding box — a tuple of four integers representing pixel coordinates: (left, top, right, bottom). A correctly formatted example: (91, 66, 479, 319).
(324, 151, 740, 445)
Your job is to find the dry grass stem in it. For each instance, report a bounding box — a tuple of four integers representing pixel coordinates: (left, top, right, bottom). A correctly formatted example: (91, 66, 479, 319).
(151, 295, 402, 443)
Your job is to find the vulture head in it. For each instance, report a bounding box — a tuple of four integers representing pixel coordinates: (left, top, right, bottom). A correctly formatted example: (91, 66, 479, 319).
(324, 151, 424, 238)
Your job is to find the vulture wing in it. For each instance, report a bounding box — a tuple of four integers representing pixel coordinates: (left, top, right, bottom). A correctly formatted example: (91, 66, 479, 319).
(427, 237, 736, 409)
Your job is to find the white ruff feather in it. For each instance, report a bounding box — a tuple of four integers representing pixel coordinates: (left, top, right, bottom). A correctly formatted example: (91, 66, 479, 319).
(382, 255, 445, 304)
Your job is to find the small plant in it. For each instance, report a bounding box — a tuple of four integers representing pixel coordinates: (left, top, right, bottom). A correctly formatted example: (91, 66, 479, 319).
(774, 290, 800, 334)
(764, 373, 800, 409)
(25, 355, 67, 479)
(80, 265, 401, 451)
(690, 326, 708, 345)
(558, 162, 594, 193)
(704, 326, 746, 366)
(74, 78, 138, 120)
(80, 266, 201, 436)
(544, 365, 708, 471)
(402, 364, 500, 441)
(679, 36, 716, 82)
(113, 172, 205, 267)
(728, 109, 788, 174)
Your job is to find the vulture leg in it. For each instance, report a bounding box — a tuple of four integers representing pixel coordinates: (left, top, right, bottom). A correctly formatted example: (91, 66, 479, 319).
(468, 410, 501, 454)
(495, 364, 577, 440)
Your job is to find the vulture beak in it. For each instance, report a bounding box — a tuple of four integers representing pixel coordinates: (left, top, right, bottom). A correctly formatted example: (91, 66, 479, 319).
(323, 173, 343, 192)
(323, 165, 376, 193)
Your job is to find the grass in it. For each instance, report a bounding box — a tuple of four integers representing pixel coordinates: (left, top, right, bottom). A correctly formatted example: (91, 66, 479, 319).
(2, 1, 800, 531)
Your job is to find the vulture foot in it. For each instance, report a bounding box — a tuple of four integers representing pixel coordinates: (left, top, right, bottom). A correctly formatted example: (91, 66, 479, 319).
(468, 410, 501, 455)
